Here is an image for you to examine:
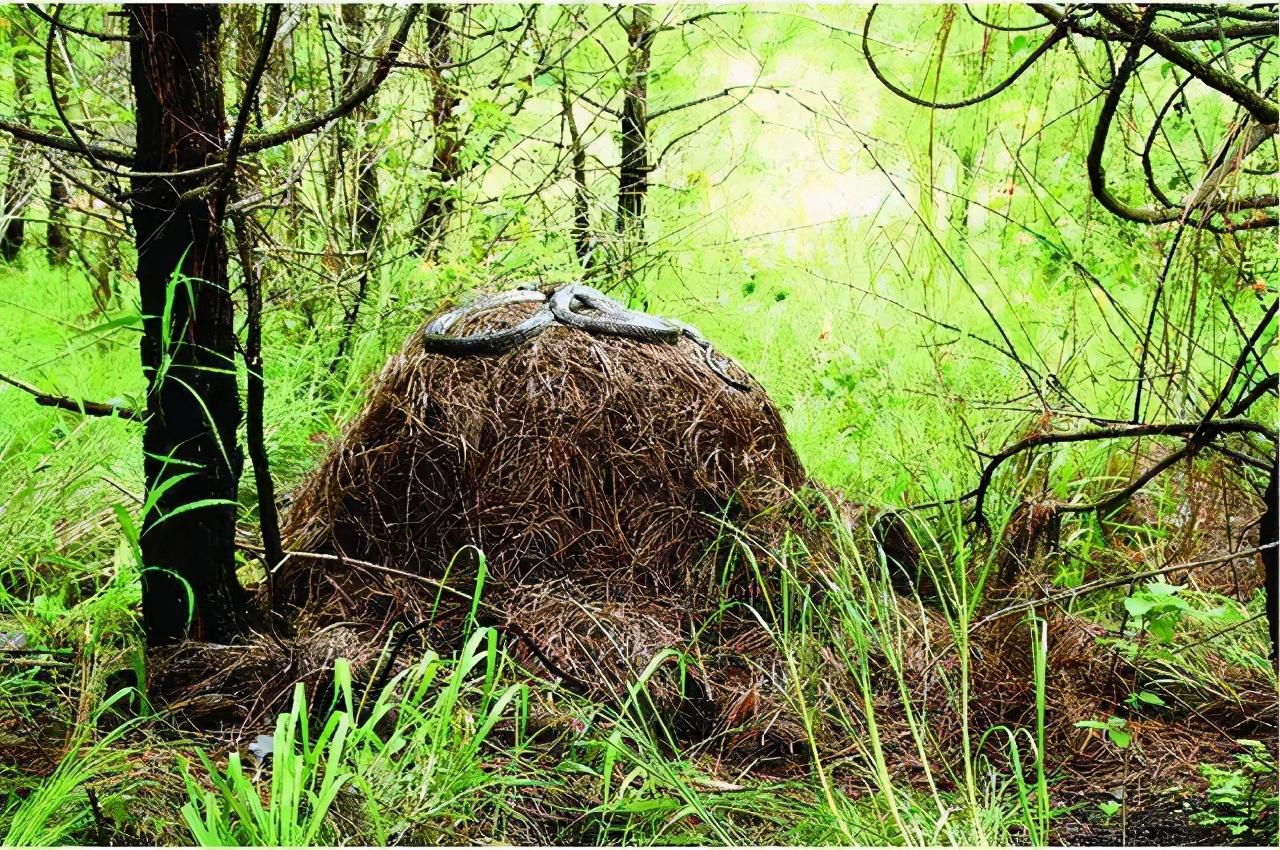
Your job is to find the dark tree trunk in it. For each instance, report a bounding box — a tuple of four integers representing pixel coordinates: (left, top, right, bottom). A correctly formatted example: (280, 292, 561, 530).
(342, 2, 382, 257)
(616, 6, 652, 241)
(45, 173, 69, 265)
(0, 195, 24, 262)
(562, 81, 592, 263)
(129, 4, 248, 646)
(413, 4, 462, 258)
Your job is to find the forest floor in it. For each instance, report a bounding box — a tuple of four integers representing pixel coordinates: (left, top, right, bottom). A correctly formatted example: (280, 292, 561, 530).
(0, 262, 1276, 847)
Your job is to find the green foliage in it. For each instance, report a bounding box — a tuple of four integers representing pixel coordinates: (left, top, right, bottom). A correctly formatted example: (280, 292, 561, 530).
(180, 630, 526, 846)
(0, 3, 1275, 846)
(181, 682, 353, 846)
(1, 690, 137, 847)
(1123, 581, 1192, 643)
(1074, 715, 1132, 750)
(1189, 740, 1279, 842)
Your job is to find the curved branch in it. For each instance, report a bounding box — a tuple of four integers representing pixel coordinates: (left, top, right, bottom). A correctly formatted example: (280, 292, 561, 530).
(969, 417, 1277, 525)
(862, 4, 1066, 110)
(1142, 72, 1198, 209)
(1095, 4, 1278, 125)
(964, 5, 1050, 33)
(23, 4, 134, 42)
(239, 6, 420, 154)
(1087, 14, 1192, 226)
(1060, 442, 1196, 516)
(1077, 20, 1276, 232)
(213, 4, 282, 222)
(44, 4, 118, 176)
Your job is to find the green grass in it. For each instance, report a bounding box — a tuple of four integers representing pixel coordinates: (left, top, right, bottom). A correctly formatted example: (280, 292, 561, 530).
(0, 6, 1275, 842)
(0, 242, 1274, 846)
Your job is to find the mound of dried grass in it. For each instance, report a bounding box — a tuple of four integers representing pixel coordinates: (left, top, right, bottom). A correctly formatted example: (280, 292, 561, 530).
(193, 293, 876, 741)
(276, 298, 812, 617)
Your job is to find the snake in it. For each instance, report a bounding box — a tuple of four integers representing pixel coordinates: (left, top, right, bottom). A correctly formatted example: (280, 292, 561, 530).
(421, 282, 751, 391)
(667, 318, 754, 393)
(548, 283, 681, 343)
(420, 289, 554, 355)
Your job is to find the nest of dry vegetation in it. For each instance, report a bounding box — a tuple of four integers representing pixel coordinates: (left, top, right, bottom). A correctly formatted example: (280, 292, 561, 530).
(276, 298, 812, 618)
(147, 293, 880, 752)
(145, 291, 1274, 805)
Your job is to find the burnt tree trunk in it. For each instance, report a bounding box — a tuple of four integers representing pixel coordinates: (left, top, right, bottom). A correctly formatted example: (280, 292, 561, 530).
(341, 3, 382, 247)
(562, 79, 592, 263)
(1263, 458, 1277, 664)
(413, 4, 462, 258)
(129, 4, 248, 646)
(45, 173, 69, 265)
(615, 6, 652, 243)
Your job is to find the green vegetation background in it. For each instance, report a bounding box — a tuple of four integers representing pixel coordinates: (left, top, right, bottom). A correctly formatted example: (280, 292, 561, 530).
(0, 5, 1274, 846)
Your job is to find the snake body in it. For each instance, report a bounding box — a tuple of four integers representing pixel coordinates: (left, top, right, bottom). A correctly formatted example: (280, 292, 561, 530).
(549, 284, 681, 343)
(667, 318, 753, 392)
(421, 289, 553, 355)
(421, 282, 750, 391)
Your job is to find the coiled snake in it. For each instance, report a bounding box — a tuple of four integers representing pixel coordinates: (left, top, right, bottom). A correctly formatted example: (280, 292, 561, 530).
(421, 283, 750, 391)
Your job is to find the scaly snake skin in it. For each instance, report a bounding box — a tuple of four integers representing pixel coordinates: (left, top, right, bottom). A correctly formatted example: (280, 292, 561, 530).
(421, 283, 751, 391)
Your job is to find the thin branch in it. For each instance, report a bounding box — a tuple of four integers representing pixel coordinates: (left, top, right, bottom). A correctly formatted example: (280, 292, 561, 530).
(231, 214, 285, 591)
(44, 5, 118, 176)
(970, 418, 1277, 525)
(976, 544, 1276, 626)
(239, 6, 420, 155)
(1189, 299, 1279, 443)
(214, 5, 282, 223)
(23, 4, 134, 42)
(0, 117, 131, 164)
(0, 371, 140, 421)
(862, 4, 1067, 110)
(649, 84, 779, 121)
(1227, 373, 1280, 419)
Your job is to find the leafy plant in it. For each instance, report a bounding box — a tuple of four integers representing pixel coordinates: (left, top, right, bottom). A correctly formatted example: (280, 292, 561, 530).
(1074, 715, 1132, 749)
(180, 629, 525, 846)
(1189, 739, 1278, 842)
(1123, 581, 1191, 643)
(181, 681, 353, 846)
(1, 690, 137, 846)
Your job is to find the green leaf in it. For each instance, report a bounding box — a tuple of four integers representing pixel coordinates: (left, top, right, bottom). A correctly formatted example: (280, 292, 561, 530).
(1148, 618, 1175, 642)
(1123, 596, 1155, 617)
(1098, 801, 1121, 818)
(1145, 580, 1184, 597)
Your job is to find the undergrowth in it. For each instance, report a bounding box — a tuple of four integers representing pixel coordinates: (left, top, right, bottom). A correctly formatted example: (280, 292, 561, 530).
(1, 252, 1275, 846)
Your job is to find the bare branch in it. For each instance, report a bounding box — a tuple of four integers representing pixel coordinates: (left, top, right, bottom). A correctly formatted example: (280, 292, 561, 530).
(0, 372, 140, 421)
(214, 4, 282, 222)
(239, 6, 420, 154)
(862, 4, 1067, 110)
